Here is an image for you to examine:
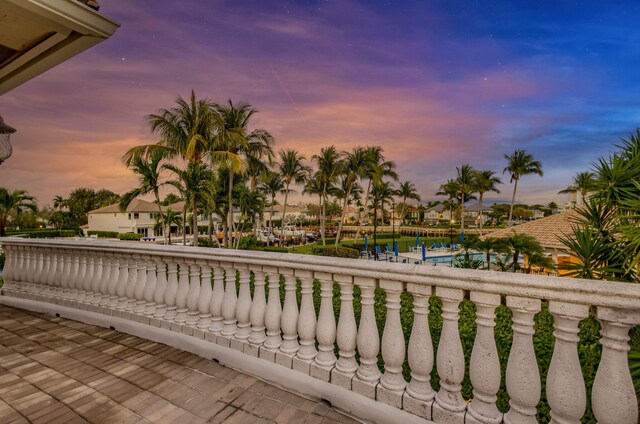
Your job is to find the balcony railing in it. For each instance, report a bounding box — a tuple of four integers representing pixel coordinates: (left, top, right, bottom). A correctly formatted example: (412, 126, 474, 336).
(1, 238, 638, 424)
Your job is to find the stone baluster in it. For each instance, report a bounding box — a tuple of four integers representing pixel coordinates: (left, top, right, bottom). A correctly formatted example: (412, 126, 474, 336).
(504, 296, 541, 424)
(105, 255, 120, 307)
(115, 258, 129, 310)
(353, 277, 381, 399)
(133, 260, 147, 314)
(124, 257, 138, 311)
(296, 270, 317, 367)
(592, 307, 640, 424)
(332, 274, 358, 389)
(174, 261, 190, 324)
(546, 301, 589, 424)
(73, 254, 87, 301)
(26, 248, 36, 292)
(433, 287, 466, 423)
(208, 263, 225, 334)
(196, 262, 213, 330)
(404, 283, 435, 419)
(152, 260, 168, 318)
(467, 292, 502, 424)
(96, 255, 111, 305)
(38, 250, 50, 296)
(12, 246, 22, 288)
(17, 246, 27, 288)
(68, 252, 81, 300)
(81, 254, 95, 303)
(278, 270, 299, 367)
(163, 260, 179, 321)
(248, 267, 267, 351)
(96, 253, 112, 305)
(232, 265, 252, 349)
(314, 272, 336, 380)
(61, 252, 73, 299)
(262, 268, 282, 361)
(88, 256, 103, 304)
(143, 259, 158, 316)
(378, 279, 407, 408)
(185, 263, 201, 326)
(2, 246, 13, 290)
(221, 264, 238, 339)
(51, 252, 63, 297)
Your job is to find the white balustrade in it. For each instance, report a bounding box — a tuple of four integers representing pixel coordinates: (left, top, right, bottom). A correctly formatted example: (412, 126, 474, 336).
(2, 238, 639, 424)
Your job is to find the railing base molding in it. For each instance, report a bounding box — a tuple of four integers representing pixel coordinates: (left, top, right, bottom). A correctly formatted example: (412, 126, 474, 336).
(0, 295, 432, 424)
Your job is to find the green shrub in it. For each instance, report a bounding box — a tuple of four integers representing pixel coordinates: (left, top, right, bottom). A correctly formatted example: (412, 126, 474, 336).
(117, 232, 143, 241)
(197, 237, 218, 248)
(87, 230, 118, 238)
(5, 230, 77, 238)
(314, 246, 360, 259)
(260, 246, 288, 253)
(238, 234, 258, 250)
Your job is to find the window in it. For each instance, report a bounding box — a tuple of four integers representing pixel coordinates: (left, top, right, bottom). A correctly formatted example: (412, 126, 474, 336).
(133, 213, 139, 219)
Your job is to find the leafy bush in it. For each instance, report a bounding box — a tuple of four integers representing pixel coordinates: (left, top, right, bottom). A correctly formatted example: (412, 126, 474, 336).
(5, 230, 77, 238)
(197, 237, 218, 248)
(87, 230, 118, 238)
(117, 232, 143, 241)
(238, 234, 258, 250)
(314, 246, 360, 259)
(260, 246, 288, 253)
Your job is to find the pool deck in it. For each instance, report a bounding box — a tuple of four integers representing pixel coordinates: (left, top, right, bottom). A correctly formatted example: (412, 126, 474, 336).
(0, 304, 359, 424)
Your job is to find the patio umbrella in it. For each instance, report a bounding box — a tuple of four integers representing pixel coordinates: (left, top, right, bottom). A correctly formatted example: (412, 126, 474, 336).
(421, 242, 426, 262)
(364, 236, 369, 251)
(393, 240, 399, 257)
(460, 232, 465, 242)
(415, 233, 420, 246)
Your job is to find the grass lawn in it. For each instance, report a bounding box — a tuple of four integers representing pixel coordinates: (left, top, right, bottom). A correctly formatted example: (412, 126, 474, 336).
(289, 236, 451, 255)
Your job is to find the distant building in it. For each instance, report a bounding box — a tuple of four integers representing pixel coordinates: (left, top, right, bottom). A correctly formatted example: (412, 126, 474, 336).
(424, 204, 452, 224)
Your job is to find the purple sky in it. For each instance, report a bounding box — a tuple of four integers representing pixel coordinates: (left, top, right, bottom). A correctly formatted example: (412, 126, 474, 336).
(1, 0, 639, 207)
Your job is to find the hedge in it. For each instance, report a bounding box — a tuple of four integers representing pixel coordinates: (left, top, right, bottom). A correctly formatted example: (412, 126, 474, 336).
(5, 230, 77, 238)
(117, 232, 143, 241)
(312, 246, 360, 259)
(87, 231, 118, 238)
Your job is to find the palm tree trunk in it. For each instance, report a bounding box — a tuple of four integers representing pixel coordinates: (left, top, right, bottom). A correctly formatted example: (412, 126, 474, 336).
(320, 186, 326, 246)
(192, 198, 198, 247)
(460, 192, 465, 233)
(335, 183, 353, 247)
(226, 171, 234, 248)
(154, 192, 166, 244)
(478, 193, 484, 236)
(280, 183, 290, 243)
(508, 179, 518, 226)
(182, 205, 187, 245)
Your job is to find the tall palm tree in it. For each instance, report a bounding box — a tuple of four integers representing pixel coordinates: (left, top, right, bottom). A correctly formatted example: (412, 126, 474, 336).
(277, 149, 310, 241)
(396, 181, 421, 224)
(436, 178, 460, 224)
(456, 164, 476, 232)
(369, 180, 395, 248)
(312, 146, 344, 246)
(302, 172, 324, 229)
(211, 100, 275, 247)
(0, 188, 37, 236)
(335, 146, 369, 246)
(124, 91, 218, 166)
(258, 171, 285, 244)
(357, 146, 397, 238)
(558, 171, 597, 205)
(164, 163, 216, 247)
(473, 170, 502, 235)
(503, 150, 544, 226)
(52, 195, 65, 211)
(161, 209, 182, 244)
(119, 151, 167, 242)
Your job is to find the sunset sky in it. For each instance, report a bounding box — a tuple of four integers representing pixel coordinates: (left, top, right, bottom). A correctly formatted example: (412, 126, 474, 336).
(1, 0, 639, 207)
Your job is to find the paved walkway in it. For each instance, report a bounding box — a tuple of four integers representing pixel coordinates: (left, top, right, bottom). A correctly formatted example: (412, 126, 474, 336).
(0, 304, 359, 424)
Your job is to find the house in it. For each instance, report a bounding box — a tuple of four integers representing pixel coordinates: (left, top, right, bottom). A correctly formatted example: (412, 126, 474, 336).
(462, 204, 493, 226)
(86, 199, 165, 238)
(482, 209, 582, 274)
(424, 204, 452, 224)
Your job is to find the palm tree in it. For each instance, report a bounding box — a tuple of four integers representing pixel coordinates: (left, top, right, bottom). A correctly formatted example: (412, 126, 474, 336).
(302, 173, 324, 227)
(335, 146, 369, 246)
(164, 163, 216, 247)
(396, 181, 421, 224)
(119, 151, 167, 242)
(312, 146, 343, 246)
(211, 100, 275, 247)
(258, 171, 285, 244)
(357, 146, 397, 237)
(503, 150, 543, 226)
(277, 149, 310, 241)
(456, 164, 476, 232)
(0, 188, 37, 236)
(52, 195, 65, 211)
(506, 233, 543, 272)
(161, 209, 182, 244)
(558, 171, 597, 205)
(369, 180, 395, 250)
(436, 178, 460, 224)
(473, 170, 502, 235)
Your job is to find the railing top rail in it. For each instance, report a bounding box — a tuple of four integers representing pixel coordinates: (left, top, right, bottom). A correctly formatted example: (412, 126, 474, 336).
(3, 237, 639, 310)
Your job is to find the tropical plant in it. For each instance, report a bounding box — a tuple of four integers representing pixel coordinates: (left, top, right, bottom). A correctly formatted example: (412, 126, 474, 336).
(473, 170, 502, 235)
(312, 146, 344, 246)
(396, 181, 421, 224)
(277, 149, 310, 241)
(335, 147, 369, 246)
(161, 209, 183, 245)
(0, 188, 37, 236)
(558, 171, 597, 204)
(503, 149, 543, 226)
(436, 178, 460, 223)
(119, 150, 167, 242)
(456, 164, 476, 232)
(356, 146, 397, 238)
(211, 100, 275, 247)
(505, 233, 543, 272)
(52, 195, 65, 211)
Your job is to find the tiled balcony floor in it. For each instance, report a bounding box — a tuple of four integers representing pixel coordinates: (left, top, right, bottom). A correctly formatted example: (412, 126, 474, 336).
(0, 304, 359, 424)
